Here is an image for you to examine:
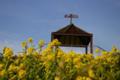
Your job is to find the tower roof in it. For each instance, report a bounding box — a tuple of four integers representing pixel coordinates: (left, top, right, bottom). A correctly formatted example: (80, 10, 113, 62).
(53, 23, 92, 36)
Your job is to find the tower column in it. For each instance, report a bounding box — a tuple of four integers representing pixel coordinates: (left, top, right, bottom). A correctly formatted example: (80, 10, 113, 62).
(90, 36, 93, 53)
(85, 46, 88, 54)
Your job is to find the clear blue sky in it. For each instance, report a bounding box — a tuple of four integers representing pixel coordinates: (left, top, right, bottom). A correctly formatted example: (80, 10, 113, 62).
(0, 0, 120, 52)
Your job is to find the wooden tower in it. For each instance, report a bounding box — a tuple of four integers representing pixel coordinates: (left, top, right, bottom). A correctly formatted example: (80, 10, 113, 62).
(51, 14, 93, 54)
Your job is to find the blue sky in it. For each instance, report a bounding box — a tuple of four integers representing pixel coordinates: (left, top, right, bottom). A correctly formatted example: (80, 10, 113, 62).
(0, 0, 120, 53)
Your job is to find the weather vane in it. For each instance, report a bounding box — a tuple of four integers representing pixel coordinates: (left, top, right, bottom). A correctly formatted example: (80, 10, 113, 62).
(64, 13, 79, 24)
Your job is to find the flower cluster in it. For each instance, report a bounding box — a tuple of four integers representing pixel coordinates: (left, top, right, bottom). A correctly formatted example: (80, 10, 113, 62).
(0, 38, 120, 80)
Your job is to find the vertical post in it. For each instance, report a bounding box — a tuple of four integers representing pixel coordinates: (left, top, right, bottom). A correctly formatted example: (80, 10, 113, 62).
(90, 36, 93, 53)
(70, 17, 72, 24)
(51, 33, 54, 42)
(85, 46, 88, 54)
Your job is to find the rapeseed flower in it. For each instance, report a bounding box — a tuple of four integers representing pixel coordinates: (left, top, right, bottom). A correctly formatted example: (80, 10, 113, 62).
(58, 61, 64, 68)
(76, 76, 82, 80)
(38, 39, 45, 47)
(0, 70, 5, 77)
(3, 47, 13, 59)
(86, 77, 92, 80)
(27, 47, 34, 54)
(8, 64, 18, 72)
(46, 54, 54, 61)
(0, 64, 4, 70)
(1, 38, 120, 79)
(95, 48, 100, 53)
(21, 41, 27, 48)
(73, 57, 80, 64)
(18, 69, 26, 79)
(88, 69, 95, 78)
(54, 76, 61, 80)
(19, 63, 26, 70)
(28, 37, 33, 43)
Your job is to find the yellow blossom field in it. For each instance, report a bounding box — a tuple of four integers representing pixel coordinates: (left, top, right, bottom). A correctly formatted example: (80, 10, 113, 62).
(0, 38, 120, 80)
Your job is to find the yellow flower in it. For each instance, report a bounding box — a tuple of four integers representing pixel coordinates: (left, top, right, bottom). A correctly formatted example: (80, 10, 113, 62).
(88, 69, 95, 78)
(8, 64, 18, 72)
(42, 47, 52, 54)
(21, 41, 27, 48)
(33, 51, 39, 56)
(64, 54, 71, 62)
(27, 47, 34, 54)
(22, 53, 27, 60)
(52, 39, 61, 46)
(102, 51, 108, 55)
(19, 63, 26, 70)
(54, 76, 61, 80)
(47, 54, 54, 61)
(73, 57, 80, 64)
(14, 59, 20, 65)
(0, 64, 4, 70)
(75, 63, 81, 69)
(57, 49, 64, 58)
(28, 37, 33, 43)
(86, 77, 92, 80)
(111, 46, 118, 53)
(38, 39, 45, 47)
(69, 50, 76, 58)
(95, 48, 100, 53)
(18, 69, 26, 79)
(82, 76, 86, 80)
(0, 70, 5, 77)
(86, 54, 93, 61)
(58, 61, 64, 68)
(3, 47, 13, 59)
(49, 39, 61, 47)
(76, 76, 82, 80)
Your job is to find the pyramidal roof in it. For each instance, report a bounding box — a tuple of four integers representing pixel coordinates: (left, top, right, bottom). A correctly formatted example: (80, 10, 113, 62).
(53, 23, 92, 36)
